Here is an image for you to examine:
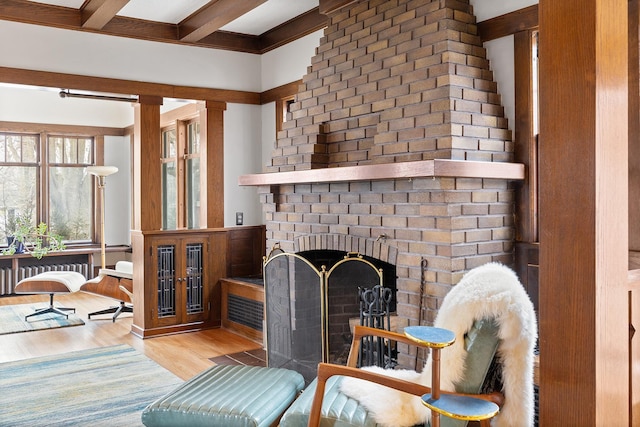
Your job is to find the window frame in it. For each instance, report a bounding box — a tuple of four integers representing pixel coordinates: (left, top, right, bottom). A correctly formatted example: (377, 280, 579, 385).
(0, 124, 111, 249)
(160, 105, 201, 230)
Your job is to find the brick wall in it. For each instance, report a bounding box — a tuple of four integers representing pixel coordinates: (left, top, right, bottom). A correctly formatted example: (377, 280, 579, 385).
(260, 0, 515, 369)
(267, 0, 511, 172)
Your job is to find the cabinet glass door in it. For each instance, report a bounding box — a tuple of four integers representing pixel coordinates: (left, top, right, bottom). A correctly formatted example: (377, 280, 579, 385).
(185, 242, 204, 314)
(157, 244, 176, 318)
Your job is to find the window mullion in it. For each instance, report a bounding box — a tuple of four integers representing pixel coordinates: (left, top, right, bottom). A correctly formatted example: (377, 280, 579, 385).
(40, 132, 47, 225)
(176, 120, 187, 229)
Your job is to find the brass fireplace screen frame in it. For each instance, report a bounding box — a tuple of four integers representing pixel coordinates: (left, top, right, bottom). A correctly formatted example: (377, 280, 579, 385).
(263, 251, 384, 369)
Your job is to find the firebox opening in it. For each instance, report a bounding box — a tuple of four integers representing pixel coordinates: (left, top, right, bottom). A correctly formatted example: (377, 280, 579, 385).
(297, 249, 397, 313)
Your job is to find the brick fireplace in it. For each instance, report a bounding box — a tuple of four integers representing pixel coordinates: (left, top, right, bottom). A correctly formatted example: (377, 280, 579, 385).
(241, 0, 523, 369)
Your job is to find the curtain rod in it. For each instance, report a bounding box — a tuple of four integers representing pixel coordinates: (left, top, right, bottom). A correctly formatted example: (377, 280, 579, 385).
(59, 89, 138, 103)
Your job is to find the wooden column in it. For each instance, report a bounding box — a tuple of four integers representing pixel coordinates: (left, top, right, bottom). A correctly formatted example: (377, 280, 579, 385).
(631, 0, 640, 252)
(132, 95, 162, 232)
(199, 100, 226, 228)
(131, 95, 162, 334)
(539, 1, 629, 425)
(629, 2, 640, 424)
(514, 29, 537, 243)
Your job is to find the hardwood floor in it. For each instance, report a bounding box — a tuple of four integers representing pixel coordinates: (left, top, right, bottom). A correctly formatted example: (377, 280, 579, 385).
(0, 292, 263, 380)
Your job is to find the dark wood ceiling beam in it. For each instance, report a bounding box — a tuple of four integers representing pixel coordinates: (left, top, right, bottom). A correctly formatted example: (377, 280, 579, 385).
(178, 0, 267, 43)
(100, 16, 179, 41)
(0, 0, 79, 27)
(0, 0, 325, 53)
(477, 4, 538, 42)
(259, 7, 327, 53)
(198, 30, 261, 54)
(81, 0, 130, 30)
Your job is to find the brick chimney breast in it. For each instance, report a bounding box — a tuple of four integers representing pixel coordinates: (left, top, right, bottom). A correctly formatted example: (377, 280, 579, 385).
(259, 0, 517, 369)
(267, 0, 512, 173)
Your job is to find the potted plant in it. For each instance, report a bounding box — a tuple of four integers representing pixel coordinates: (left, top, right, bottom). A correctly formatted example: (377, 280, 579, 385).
(4, 211, 27, 254)
(2, 215, 65, 259)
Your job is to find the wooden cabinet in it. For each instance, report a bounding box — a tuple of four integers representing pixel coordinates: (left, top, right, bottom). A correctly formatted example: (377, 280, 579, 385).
(132, 229, 224, 338)
(131, 226, 264, 338)
(150, 234, 210, 329)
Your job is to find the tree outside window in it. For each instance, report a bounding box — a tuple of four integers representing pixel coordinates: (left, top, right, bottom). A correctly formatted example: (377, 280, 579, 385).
(0, 132, 94, 245)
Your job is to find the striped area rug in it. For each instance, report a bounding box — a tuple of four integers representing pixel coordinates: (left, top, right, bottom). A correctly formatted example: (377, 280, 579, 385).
(0, 303, 84, 335)
(0, 345, 183, 426)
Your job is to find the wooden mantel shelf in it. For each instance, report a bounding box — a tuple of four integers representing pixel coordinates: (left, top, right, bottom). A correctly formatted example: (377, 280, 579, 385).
(238, 159, 525, 186)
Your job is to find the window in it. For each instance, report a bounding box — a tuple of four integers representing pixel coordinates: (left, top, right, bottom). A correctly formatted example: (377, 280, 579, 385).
(276, 95, 296, 134)
(185, 121, 201, 229)
(48, 135, 93, 240)
(161, 128, 177, 230)
(0, 132, 94, 245)
(161, 118, 201, 230)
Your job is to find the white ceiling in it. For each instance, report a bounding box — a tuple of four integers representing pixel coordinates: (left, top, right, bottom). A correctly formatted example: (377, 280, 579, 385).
(27, 0, 320, 35)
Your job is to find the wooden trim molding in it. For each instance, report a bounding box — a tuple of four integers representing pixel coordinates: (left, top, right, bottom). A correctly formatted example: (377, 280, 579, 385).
(319, 0, 359, 15)
(0, 66, 261, 104)
(238, 160, 525, 186)
(260, 80, 302, 105)
(0, 121, 125, 136)
(0, 65, 306, 107)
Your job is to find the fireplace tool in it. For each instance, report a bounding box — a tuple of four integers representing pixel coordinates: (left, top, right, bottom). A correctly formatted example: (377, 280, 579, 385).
(358, 284, 395, 368)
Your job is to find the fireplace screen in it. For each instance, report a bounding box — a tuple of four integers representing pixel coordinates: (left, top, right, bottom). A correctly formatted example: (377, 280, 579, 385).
(264, 251, 395, 382)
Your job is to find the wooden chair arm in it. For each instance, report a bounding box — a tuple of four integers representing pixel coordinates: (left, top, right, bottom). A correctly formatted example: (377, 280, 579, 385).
(318, 362, 433, 398)
(347, 325, 436, 367)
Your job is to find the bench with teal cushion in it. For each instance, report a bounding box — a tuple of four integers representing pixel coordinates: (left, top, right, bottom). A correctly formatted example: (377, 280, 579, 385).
(141, 364, 305, 427)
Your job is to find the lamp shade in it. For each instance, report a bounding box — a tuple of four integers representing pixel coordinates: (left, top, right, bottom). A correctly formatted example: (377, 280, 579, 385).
(86, 165, 118, 177)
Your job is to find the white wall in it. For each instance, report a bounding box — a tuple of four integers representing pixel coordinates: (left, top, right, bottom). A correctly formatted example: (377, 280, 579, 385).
(470, 1, 538, 138)
(469, 0, 538, 21)
(0, 84, 133, 128)
(224, 103, 263, 227)
(260, 30, 324, 91)
(0, 20, 262, 92)
(261, 102, 278, 172)
(484, 36, 515, 135)
(104, 135, 131, 245)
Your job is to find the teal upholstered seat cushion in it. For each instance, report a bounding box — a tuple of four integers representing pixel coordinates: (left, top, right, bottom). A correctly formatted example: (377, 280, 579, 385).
(280, 376, 380, 427)
(141, 365, 305, 427)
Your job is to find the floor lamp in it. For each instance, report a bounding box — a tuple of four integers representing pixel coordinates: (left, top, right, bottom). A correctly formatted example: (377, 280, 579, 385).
(86, 165, 118, 270)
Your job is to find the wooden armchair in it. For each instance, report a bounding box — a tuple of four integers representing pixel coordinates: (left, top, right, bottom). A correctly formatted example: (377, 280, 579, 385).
(280, 262, 537, 427)
(306, 325, 503, 427)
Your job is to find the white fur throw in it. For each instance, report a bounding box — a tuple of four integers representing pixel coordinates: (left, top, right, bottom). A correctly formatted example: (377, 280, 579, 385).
(340, 262, 538, 427)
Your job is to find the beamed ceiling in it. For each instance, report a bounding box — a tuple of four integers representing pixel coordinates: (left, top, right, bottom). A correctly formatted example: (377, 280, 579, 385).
(0, 0, 353, 54)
